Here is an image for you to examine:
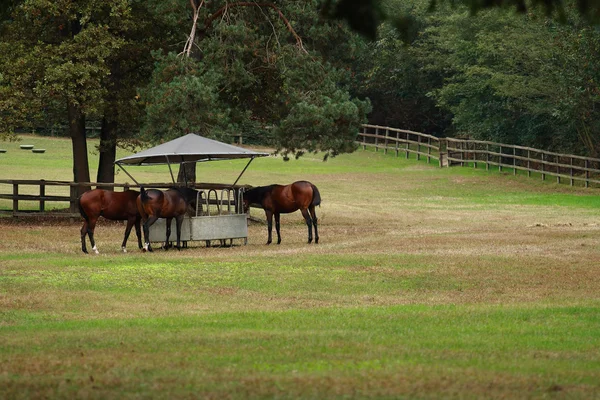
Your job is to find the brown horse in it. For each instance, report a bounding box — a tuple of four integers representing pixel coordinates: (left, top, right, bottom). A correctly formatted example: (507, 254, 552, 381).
(137, 186, 199, 252)
(78, 189, 142, 254)
(243, 180, 321, 245)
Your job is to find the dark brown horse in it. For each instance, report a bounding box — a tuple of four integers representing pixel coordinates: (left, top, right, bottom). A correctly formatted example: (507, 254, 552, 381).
(137, 186, 199, 251)
(243, 180, 321, 245)
(78, 189, 142, 254)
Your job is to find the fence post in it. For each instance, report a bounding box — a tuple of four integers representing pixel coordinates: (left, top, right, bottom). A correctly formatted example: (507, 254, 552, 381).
(486, 143, 490, 171)
(427, 137, 431, 164)
(513, 147, 517, 175)
(472, 142, 477, 169)
(541, 153, 546, 181)
(527, 150, 531, 177)
(405, 131, 409, 159)
(499, 145, 503, 172)
(384, 129, 389, 155)
(556, 155, 561, 184)
(375, 127, 379, 152)
(40, 179, 45, 212)
(585, 159, 589, 188)
(570, 157, 574, 186)
(395, 131, 399, 157)
(12, 182, 18, 216)
(362, 127, 366, 150)
(417, 135, 421, 161)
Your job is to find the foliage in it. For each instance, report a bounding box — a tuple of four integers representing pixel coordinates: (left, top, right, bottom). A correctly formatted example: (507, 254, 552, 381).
(141, 1, 370, 160)
(420, 6, 600, 154)
(351, 16, 452, 135)
(323, 0, 600, 40)
(346, 0, 600, 155)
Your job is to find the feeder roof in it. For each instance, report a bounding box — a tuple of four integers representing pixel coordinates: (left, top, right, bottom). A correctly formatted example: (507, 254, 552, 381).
(115, 134, 269, 166)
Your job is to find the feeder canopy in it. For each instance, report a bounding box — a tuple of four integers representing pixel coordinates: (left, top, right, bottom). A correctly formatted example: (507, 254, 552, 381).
(115, 134, 269, 166)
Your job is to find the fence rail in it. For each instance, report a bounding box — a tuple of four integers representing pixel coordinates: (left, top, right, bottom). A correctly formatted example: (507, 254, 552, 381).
(357, 124, 600, 188)
(445, 138, 600, 187)
(3, 126, 599, 219)
(0, 180, 246, 218)
(357, 124, 442, 165)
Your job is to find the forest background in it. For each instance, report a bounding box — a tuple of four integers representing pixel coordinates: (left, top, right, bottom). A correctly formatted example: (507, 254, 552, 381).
(1, 0, 599, 190)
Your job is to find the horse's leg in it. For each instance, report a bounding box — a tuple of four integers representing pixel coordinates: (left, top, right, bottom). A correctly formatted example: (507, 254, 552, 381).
(164, 217, 172, 250)
(300, 208, 313, 244)
(143, 215, 159, 252)
(134, 218, 143, 249)
(309, 205, 319, 244)
(121, 218, 135, 253)
(87, 217, 100, 254)
(80, 220, 89, 254)
(274, 213, 282, 244)
(175, 215, 184, 250)
(265, 210, 273, 245)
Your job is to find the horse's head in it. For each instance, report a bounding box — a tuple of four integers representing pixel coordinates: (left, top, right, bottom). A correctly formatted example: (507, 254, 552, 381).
(242, 185, 272, 213)
(170, 187, 200, 212)
(242, 190, 250, 213)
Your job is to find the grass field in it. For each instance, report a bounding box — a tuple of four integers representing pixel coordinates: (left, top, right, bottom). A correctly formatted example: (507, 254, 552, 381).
(1, 134, 600, 399)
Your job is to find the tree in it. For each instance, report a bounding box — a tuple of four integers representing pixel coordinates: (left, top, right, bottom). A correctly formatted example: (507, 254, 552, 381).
(0, 0, 185, 192)
(421, 6, 600, 154)
(322, 0, 600, 40)
(350, 4, 452, 135)
(140, 1, 370, 169)
(95, 1, 187, 187)
(0, 0, 124, 194)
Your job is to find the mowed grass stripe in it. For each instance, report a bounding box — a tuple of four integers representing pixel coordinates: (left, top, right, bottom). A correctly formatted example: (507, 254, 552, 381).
(1, 306, 599, 398)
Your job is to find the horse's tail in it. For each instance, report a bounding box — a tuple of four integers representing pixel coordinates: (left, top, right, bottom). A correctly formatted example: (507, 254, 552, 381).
(311, 183, 321, 207)
(140, 186, 150, 203)
(77, 195, 89, 223)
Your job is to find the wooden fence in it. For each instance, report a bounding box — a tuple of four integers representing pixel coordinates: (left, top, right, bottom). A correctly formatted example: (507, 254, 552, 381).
(445, 138, 600, 188)
(3, 126, 599, 218)
(357, 124, 442, 165)
(357, 124, 600, 188)
(0, 180, 246, 218)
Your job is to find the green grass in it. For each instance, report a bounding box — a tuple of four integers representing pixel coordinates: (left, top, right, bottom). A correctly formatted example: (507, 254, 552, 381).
(1, 134, 600, 399)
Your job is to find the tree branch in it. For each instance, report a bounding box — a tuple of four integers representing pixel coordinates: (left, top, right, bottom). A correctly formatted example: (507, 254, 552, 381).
(180, 0, 205, 57)
(204, 2, 308, 54)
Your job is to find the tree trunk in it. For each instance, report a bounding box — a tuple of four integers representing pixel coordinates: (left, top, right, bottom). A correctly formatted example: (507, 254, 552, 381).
(97, 117, 117, 190)
(68, 101, 91, 196)
(177, 162, 197, 185)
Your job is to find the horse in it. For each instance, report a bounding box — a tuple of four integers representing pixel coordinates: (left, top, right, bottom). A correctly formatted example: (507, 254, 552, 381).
(78, 189, 142, 254)
(243, 180, 321, 245)
(137, 186, 199, 251)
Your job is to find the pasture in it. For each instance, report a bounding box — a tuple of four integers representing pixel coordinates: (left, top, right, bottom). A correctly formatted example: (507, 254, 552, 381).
(1, 135, 600, 399)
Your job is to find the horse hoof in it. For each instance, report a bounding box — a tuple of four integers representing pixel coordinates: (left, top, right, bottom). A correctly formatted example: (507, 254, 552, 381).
(122, 247, 127, 253)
